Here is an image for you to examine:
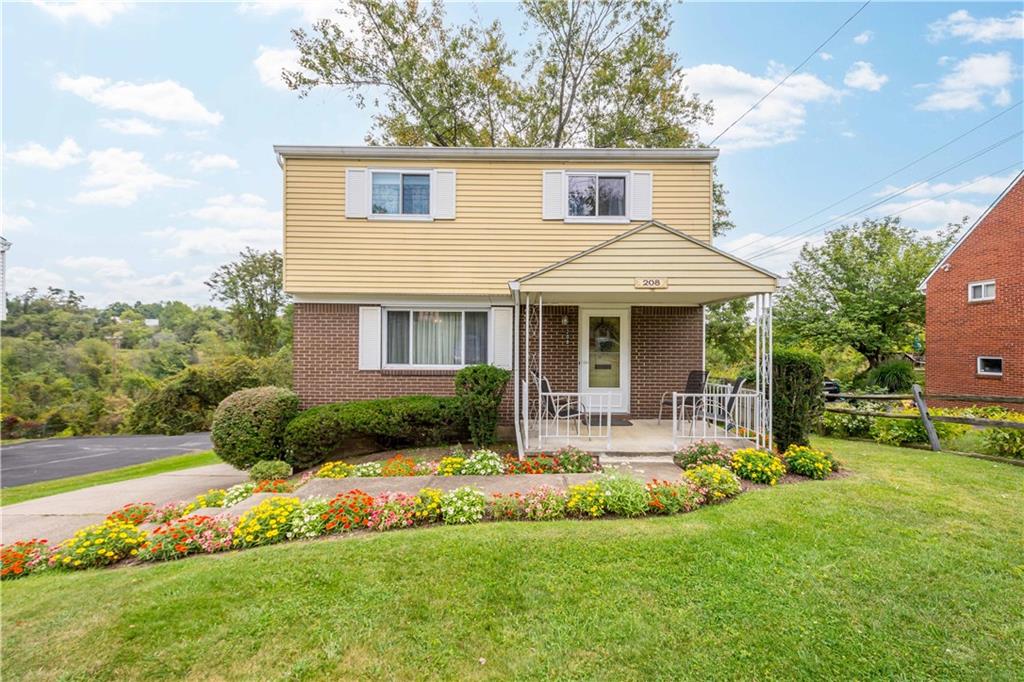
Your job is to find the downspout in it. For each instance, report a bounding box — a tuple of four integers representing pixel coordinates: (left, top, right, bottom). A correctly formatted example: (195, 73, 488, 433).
(509, 281, 524, 459)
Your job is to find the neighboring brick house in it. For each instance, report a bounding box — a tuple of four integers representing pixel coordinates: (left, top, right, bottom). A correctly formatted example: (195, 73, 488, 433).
(920, 171, 1023, 407)
(276, 146, 778, 453)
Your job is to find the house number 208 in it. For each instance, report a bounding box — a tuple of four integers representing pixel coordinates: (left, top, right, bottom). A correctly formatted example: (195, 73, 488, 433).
(634, 277, 667, 289)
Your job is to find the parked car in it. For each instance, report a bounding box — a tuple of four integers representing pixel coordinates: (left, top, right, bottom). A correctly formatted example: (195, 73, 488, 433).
(823, 379, 841, 401)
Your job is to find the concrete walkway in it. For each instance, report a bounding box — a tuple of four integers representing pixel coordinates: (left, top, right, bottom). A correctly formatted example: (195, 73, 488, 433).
(1, 463, 246, 545)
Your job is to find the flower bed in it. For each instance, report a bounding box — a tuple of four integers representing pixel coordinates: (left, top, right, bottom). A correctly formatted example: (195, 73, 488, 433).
(673, 441, 842, 487)
(313, 446, 599, 480)
(2, 465, 753, 579)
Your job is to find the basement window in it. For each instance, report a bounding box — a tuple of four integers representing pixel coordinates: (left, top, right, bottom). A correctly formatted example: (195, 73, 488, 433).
(976, 357, 1003, 376)
(968, 280, 995, 302)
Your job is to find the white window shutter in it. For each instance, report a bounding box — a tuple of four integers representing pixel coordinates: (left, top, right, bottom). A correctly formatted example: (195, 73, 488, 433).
(490, 307, 514, 369)
(432, 169, 456, 219)
(346, 168, 368, 218)
(629, 170, 653, 221)
(358, 306, 381, 370)
(542, 170, 564, 220)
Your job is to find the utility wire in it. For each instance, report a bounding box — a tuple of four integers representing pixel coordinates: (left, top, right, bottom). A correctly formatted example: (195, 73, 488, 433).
(747, 130, 1022, 260)
(709, 0, 872, 146)
(883, 161, 1022, 221)
(731, 100, 1022, 255)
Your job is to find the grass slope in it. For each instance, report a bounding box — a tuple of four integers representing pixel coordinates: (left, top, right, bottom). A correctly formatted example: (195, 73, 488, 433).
(0, 451, 220, 507)
(3, 438, 1022, 680)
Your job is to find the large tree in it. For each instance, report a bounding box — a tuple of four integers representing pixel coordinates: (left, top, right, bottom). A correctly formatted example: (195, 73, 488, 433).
(285, 0, 713, 150)
(775, 217, 958, 369)
(205, 249, 287, 357)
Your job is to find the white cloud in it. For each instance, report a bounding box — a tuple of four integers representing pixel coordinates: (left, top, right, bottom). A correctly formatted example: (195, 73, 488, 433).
(32, 1, 132, 26)
(7, 266, 66, 294)
(853, 30, 873, 45)
(874, 198, 984, 227)
(844, 61, 889, 91)
(190, 154, 239, 172)
(928, 9, 1024, 44)
(874, 171, 1020, 200)
(55, 73, 223, 125)
(147, 194, 281, 257)
(238, 1, 341, 24)
(73, 148, 192, 206)
(100, 117, 163, 136)
(686, 63, 839, 150)
(58, 255, 135, 278)
(254, 46, 302, 91)
(2, 212, 32, 233)
(841, 131, 856, 138)
(819, 52, 833, 61)
(917, 52, 1016, 111)
(6, 137, 83, 169)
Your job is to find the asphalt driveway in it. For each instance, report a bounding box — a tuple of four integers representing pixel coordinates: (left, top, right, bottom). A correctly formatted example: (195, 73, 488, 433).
(1, 433, 213, 487)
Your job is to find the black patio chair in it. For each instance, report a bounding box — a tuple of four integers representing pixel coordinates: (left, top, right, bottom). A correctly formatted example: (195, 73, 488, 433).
(657, 369, 709, 424)
(704, 376, 747, 430)
(530, 370, 589, 431)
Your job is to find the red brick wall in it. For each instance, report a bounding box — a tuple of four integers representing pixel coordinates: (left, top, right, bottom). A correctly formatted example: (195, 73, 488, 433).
(293, 302, 705, 423)
(630, 306, 704, 417)
(925, 176, 1023, 406)
(293, 304, 462, 407)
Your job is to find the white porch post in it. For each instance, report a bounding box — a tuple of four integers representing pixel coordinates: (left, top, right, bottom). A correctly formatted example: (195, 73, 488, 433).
(767, 293, 774, 451)
(754, 294, 762, 449)
(511, 284, 524, 459)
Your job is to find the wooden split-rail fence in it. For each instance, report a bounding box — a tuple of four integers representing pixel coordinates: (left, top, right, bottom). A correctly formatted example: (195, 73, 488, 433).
(824, 385, 1024, 453)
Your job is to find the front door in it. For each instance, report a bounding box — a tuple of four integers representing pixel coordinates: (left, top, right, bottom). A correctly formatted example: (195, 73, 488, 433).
(579, 308, 630, 413)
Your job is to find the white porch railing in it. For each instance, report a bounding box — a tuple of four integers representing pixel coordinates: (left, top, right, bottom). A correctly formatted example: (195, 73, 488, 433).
(522, 379, 612, 450)
(671, 383, 763, 449)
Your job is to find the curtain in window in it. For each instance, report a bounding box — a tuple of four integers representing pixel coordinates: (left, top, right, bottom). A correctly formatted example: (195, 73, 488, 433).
(386, 310, 410, 364)
(372, 172, 401, 214)
(414, 311, 460, 364)
(464, 311, 488, 364)
(402, 174, 430, 215)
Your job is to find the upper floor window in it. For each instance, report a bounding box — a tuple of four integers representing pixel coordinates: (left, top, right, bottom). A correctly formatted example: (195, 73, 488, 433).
(384, 309, 488, 367)
(372, 171, 430, 216)
(567, 173, 626, 218)
(977, 356, 1003, 376)
(968, 280, 996, 302)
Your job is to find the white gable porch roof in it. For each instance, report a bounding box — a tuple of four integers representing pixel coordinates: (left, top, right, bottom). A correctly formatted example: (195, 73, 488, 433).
(508, 221, 778, 305)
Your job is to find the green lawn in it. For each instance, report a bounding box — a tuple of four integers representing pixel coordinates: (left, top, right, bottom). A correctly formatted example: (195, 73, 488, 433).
(2, 438, 1022, 680)
(0, 451, 220, 507)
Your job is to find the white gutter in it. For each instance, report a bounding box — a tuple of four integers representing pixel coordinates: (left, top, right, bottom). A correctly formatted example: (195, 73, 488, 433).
(273, 145, 719, 162)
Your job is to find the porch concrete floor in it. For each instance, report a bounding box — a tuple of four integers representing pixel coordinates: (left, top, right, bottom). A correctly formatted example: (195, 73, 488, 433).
(528, 418, 754, 454)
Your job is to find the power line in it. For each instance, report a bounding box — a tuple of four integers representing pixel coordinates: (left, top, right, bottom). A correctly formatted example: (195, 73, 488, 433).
(883, 161, 1022, 221)
(747, 131, 1022, 260)
(709, 0, 872, 146)
(731, 100, 1022, 255)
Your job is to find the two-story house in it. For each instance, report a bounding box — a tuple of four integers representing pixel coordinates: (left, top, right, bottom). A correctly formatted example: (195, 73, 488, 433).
(920, 171, 1023, 407)
(275, 146, 779, 455)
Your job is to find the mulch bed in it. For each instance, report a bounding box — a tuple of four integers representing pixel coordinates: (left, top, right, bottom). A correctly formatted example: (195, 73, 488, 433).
(739, 469, 851, 492)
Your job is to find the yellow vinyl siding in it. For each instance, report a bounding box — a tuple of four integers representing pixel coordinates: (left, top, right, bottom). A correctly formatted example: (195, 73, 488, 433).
(519, 224, 776, 301)
(283, 157, 713, 295)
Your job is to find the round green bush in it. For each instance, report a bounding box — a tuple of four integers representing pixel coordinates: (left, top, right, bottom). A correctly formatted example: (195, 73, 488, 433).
(249, 459, 293, 482)
(596, 473, 648, 517)
(454, 364, 511, 447)
(211, 386, 300, 469)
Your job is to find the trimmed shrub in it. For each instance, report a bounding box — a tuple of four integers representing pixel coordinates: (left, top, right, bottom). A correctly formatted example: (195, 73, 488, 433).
(683, 464, 742, 504)
(673, 441, 732, 469)
(211, 387, 300, 469)
(773, 348, 825, 453)
(283, 396, 468, 469)
(866, 359, 915, 393)
(596, 473, 648, 518)
(730, 448, 787, 485)
(783, 445, 835, 480)
(454, 364, 511, 447)
(124, 356, 287, 435)
(249, 460, 293, 482)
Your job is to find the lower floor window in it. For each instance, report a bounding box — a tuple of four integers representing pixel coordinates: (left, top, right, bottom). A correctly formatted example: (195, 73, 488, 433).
(385, 309, 488, 366)
(977, 356, 1003, 376)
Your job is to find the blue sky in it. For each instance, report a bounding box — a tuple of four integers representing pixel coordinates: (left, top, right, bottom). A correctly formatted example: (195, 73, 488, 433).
(2, 1, 1022, 305)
